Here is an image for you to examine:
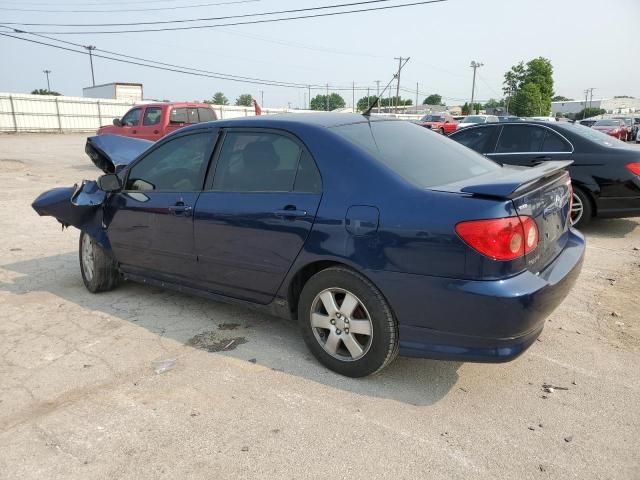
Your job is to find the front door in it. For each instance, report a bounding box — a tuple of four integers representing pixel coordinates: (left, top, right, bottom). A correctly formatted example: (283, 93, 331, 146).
(193, 130, 322, 304)
(117, 107, 142, 138)
(106, 130, 216, 281)
(136, 106, 164, 141)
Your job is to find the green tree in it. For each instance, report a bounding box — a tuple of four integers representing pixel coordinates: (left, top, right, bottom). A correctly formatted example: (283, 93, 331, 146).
(310, 93, 346, 111)
(461, 102, 470, 115)
(484, 98, 505, 109)
(235, 94, 253, 107)
(31, 88, 61, 96)
(503, 57, 554, 116)
(473, 102, 482, 114)
(613, 95, 634, 99)
(422, 94, 443, 105)
(356, 95, 377, 112)
(552, 95, 573, 102)
(205, 92, 228, 105)
(575, 107, 606, 120)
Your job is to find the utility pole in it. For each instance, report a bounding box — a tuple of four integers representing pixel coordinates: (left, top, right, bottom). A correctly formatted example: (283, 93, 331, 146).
(469, 60, 484, 115)
(85, 45, 96, 86)
(415, 82, 419, 114)
(307, 85, 311, 110)
(375, 80, 381, 114)
(352, 81, 355, 113)
(325, 83, 329, 111)
(259, 90, 264, 107)
(584, 89, 589, 119)
(367, 87, 370, 110)
(42, 69, 51, 91)
(587, 87, 595, 111)
(504, 87, 511, 114)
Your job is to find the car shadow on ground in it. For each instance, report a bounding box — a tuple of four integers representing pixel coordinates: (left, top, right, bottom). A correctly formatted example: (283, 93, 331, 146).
(579, 217, 639, 239)
(0, 251, 461, 406)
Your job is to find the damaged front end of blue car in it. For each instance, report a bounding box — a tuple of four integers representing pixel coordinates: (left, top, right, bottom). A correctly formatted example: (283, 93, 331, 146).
(31, 134, 151, 247)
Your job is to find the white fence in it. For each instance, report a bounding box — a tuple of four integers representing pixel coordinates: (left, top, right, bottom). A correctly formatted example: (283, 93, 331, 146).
(0, 92, 420, 133)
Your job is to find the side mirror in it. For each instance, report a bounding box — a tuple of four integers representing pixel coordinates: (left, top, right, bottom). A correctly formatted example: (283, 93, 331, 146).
(97, 173, 122, 193)
(113, 118, 123, 127)
(444, 120, 450, 124)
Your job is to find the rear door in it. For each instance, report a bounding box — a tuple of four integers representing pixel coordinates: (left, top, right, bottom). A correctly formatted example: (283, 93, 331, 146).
(106, 130, 216, 281)
(193, 129, 322, 304)
(166, 107, 189, 135)
(488, 124, 548, 166)
(450, 125, 500, 154)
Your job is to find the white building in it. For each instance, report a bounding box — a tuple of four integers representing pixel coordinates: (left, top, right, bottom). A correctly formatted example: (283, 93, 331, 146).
(552, 97, 640, 115)
(83, 82, 143, 102)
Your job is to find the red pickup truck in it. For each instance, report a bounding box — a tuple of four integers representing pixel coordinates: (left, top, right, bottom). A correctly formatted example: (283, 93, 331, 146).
(97, 102, 217, 142)
(416, 113, 457, 135)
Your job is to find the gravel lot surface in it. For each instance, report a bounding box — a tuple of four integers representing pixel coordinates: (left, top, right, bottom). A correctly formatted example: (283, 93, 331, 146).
(1, 133, 639, 479)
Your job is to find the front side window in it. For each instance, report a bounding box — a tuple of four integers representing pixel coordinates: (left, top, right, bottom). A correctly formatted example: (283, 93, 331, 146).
(496, 125, 545, 153)
(126, 133, 213, 191)
(212, 132, 315, 192)
(452, 126, 497, 153)
(142, 107, 162, 126)
(121, 108, 142, 127)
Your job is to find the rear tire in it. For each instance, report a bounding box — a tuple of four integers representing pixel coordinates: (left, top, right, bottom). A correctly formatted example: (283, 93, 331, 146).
(79, 231, 119, 293)
(298, 267, 399, 377)
(571, 188, 593, 228)
(439, 128, 445, 135)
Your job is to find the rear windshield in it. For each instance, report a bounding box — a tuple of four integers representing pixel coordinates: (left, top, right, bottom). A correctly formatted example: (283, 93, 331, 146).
(331, 120, 500, 188)
(420, 115, 443, 122)
(561, 123, 627, 147)
(463, 116, 485, 123)
(594, 120, 619, 126)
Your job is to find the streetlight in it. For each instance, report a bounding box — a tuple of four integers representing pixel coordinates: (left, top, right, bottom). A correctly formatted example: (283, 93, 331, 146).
(42, 69, 52, 91)
(469, 60, 484, 114)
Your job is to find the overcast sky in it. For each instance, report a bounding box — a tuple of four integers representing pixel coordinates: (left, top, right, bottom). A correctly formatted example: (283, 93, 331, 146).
(1, 0, 638, 108)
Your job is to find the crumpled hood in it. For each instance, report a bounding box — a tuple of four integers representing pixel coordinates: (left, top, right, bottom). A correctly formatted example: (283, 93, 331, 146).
(85, 134, 152, 174)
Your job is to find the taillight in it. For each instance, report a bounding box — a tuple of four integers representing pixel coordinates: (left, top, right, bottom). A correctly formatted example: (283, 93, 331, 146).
(455, 216, 539, 261)
(626, 163, 640, 176)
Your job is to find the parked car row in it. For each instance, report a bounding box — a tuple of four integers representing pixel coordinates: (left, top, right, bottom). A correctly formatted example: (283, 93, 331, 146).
(448, 121, 640, 227)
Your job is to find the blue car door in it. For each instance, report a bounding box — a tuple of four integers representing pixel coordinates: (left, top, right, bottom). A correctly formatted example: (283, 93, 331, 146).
(193, 129, 322, 304)
(106, 130, 216, 281)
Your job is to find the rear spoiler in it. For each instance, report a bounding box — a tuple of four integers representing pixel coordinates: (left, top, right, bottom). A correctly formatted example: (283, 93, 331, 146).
(85, 134, 152, 174)
(461, 160, 572, 198)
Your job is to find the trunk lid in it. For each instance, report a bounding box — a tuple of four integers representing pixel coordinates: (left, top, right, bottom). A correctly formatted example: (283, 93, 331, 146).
(437, 161, 572, 273)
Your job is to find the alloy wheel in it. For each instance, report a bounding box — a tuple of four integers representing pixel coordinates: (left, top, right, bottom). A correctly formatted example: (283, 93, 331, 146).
(570, 192, 583, 226)
(81, 233, 95, 281)
(310, 288, 373, 362)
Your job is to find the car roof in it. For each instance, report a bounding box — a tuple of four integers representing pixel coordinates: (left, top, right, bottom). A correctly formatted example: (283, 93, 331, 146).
(179, 112, 396, 131)
(134, 102, 212, 108)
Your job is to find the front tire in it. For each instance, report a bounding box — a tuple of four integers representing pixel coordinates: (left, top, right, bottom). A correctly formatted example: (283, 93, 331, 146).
(298, 267, 399, 377)
(79, 231, 119, 293)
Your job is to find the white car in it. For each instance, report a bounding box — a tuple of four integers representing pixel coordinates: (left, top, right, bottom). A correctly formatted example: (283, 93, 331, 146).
(456, 114, 499, 129)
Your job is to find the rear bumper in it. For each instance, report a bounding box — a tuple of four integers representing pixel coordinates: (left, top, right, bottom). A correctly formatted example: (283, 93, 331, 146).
(370, 229, 585, 362)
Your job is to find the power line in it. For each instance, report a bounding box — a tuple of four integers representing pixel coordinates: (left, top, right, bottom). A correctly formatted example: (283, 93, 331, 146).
(1, 0, 197, 6)
(0, 30, 379, 91)
(4, 0, 408, 26)
(0, 0, 260, 14)
(21, 0, 448, 34)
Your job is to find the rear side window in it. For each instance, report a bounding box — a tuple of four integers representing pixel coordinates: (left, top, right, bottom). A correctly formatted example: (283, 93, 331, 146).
(198, 107, 216, 122)
(187, 108, 198, 123)
(496, 125, 545, 153)
(142, 107, 162, 126)
(294, 150, 322, 193)
(170, 108, 187, 124)
(542, 130, 571, 152)
(212, 132, 305, 192)
(451, 126, 497, 153)
(332, 121, 500, 188)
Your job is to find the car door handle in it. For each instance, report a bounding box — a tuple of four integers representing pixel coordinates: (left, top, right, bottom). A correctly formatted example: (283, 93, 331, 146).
(274, 207, 307, 219)
(132, 130, 137, 134)
(168, 203, 192, 215)
(154, 130, 159, 134)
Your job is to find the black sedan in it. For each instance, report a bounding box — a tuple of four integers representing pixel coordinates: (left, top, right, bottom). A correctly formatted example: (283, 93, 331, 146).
(449, 121, 640, 227)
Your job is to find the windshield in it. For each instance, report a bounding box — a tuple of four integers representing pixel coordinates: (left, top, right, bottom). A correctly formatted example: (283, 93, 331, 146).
(420, 115, 443, 122)
(594, 120, 619, 127)
(562, 123, 627, 148)
(462, 116, 485, 123)
(331, 120, 500, 188)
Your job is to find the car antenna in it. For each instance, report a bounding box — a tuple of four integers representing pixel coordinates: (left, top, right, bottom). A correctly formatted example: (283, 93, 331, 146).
(363, 57, 410, 117)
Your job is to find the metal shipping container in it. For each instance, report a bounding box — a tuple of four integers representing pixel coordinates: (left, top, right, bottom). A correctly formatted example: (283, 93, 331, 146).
(83, 82, 143, 102)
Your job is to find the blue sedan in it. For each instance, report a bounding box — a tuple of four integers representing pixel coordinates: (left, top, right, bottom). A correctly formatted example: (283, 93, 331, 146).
(33, 113, 585, 377)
